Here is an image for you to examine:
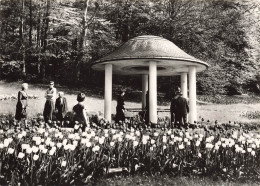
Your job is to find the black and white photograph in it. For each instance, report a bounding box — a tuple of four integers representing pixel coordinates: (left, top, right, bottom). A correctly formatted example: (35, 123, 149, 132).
(0, 0, 260, 185)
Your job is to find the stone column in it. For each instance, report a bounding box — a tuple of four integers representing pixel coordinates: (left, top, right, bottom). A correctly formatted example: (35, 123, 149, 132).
(149, 61, 157, 123)
(142, 75, 148, 110)
(188, 66, 197, 124)
(181, 72, 188, 98)
(104, 64, 112, 122)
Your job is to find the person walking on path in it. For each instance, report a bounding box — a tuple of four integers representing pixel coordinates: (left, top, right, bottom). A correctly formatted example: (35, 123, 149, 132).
(43, 81, 57, 123)
(115, 89, 126, 124)
(72, 93, 89, 130)
(55, 91, 68, 126)
(172, 89, 189, 129)
(15, 83, 29, 125)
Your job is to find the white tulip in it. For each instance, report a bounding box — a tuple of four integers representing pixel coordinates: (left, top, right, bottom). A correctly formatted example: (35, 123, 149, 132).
(4, 139, 9, 147)
(22, 131, 26, 137)
(32, 146, 39, 153)
(42, 148, 48, 154)
(8, 148, 14, 154)
(69, 145, 76, 151)
(133, 141, 139, 147)
(64, 145, 69, 151)
(251, 150, 256, 156)
(0, 143, 4, 149)
(163, 136, 167, 143)
(33, 154, 39, 161)
(49, 150, 55, 156)
(73, 140, 78, 146)
(178, 143, 184, 150)
(18, 152, 25, 159)
(68, 134, 75, 139)
(17, 134, 23, 139)
(61, 160, 67, 167)
(57, 143, 62, 148)
(163, 145, 167, 150)
(39, 145, 44, 151)
(151, 139, 155, 145)
(110, 142, 115, 147)
(62, 139, 68, 146)
(26, 147, 32, 154)
(86, 141, 92, 148)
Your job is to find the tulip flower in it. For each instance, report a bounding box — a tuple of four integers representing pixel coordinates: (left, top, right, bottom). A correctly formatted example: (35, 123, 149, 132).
(33, 154, 39, 161)
(86, 141, 92, 148)
(133, 141, 138, 147)
(61, 160, 67, 167)
(56, 143, 62, 148)
(32, 146, 39, 153)
(110, 142, 115, 147)
(8, 148, 14, 154)
(49, 150, 55, 156)
(42, 148, 48, 154)
(18, 152, 25, 159)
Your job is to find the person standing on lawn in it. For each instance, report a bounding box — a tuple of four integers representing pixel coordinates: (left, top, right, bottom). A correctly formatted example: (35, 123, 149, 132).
(43, 81, 57, 123)
(172, 88, 189, 129)
(115, 89, 126, 124)
(15, 83, 29, 125)
(55, 91, 68, 126)
(72, 93, 89, 130)
(144, 90, 149, 125)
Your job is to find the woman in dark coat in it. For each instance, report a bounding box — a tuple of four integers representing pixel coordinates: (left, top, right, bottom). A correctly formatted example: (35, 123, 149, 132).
(115, 89, 126, 124)
(55, 91, 68, 126)
(15, 83, 29, 124)
(72, 93, 88, 129)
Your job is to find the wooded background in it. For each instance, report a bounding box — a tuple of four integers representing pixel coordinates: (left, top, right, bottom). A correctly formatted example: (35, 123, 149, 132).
(0, 0, 259, 95)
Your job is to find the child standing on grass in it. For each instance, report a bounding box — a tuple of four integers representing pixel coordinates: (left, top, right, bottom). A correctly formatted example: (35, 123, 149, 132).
(72, 93, 89, 130)
(55, 91, 68, 127)
(15, 83, 29, 126)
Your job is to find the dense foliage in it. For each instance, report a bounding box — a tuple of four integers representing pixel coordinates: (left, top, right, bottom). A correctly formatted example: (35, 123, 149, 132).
(0, 114, 260, 185)
(0, 0, 260, 95)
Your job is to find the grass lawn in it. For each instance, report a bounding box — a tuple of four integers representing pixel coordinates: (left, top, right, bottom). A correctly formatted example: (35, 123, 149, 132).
(93, 175, 259, 186)
(0, 81, 260, 123)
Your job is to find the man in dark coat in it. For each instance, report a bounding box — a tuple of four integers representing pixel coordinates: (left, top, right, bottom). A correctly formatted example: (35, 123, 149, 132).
(144, 90, 149, 125)
(115, 89, 126, 124)
(171, 89, 189, 128)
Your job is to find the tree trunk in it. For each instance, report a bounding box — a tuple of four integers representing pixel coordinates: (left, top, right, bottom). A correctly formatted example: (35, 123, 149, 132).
(29, 0, 32, 45)
(20, 0, 26, 74)
(41, 0, 50, 79)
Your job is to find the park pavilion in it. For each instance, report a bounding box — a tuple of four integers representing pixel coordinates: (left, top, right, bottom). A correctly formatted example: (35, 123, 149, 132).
(91, 35, 209, 124)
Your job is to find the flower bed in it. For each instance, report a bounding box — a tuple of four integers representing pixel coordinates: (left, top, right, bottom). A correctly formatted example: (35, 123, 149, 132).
(0, 115, 259, 185)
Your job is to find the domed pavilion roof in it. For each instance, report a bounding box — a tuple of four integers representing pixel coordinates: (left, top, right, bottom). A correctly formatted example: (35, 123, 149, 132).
(91, 35, 209, 76)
